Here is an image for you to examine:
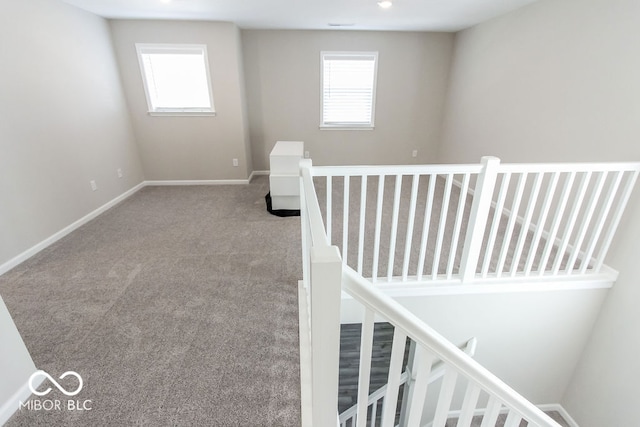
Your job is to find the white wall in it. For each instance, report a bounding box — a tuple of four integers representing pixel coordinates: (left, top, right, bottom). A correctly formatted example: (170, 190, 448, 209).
(439, 0, 640, 424)
(242, 30, 454, 170)
(439, 0, 640, 165)
(109, 20, 253, 180)
(563, 194, 640, 426)
(0, 0, 144, 268)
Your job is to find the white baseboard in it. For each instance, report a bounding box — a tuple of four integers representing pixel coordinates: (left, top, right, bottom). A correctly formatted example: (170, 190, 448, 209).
(144, 179, 249, 186)
(0, 375, 43, 426)
(538, 403, 580, 427)
(249, 170, 269, 182)
(0, 174, 270, 277)
(0, 182, 145, 276)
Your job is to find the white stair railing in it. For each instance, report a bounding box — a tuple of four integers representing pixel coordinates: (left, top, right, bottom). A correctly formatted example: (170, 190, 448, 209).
(310, 157, 640, 286)
(477, 161, 639, 280)
(300, 159, 570, 427)
(340, 266, 563, 427)
(338, 338, 477, 427)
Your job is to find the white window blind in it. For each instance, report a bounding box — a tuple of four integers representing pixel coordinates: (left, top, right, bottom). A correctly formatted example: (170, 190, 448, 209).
(321, 52, 378, 128)
(136, 44, 215, 115)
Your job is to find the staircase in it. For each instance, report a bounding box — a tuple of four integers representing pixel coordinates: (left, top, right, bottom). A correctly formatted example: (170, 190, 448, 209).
(339, 323, 412, 423)
(338, 323, 477, 427)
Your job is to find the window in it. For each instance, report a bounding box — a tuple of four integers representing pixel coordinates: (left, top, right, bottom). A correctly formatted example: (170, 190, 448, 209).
(136, 44, 215, 116)
(321, 51, 378, 129)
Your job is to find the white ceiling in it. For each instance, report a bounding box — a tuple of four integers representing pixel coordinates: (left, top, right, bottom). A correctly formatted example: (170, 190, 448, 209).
(62, 0, 538, 32)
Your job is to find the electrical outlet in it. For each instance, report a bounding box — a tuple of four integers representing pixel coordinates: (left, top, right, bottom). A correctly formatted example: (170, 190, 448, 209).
(90, 180, 97, 191)
(412, 150, 418, 158)
(304, 151, 310, 159)
(117, 168, 123, 178)
(232, 158, 239, 167)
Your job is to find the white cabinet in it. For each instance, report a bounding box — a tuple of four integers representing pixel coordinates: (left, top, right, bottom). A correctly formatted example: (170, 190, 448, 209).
(269, 141, 304, 210)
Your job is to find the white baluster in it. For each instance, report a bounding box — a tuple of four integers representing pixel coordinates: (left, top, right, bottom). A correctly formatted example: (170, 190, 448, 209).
(402, 174, 420, 281)
(481, 173, 511, 278)
(404, 346, 435, 427)
(479, 397, 502, 427)
(372, 175, 385, 282)
(457, 382, 481, 427)
(358, 176, 368, 275)
(537, 171, 575, 275)
(447, 173, 470, 279)
(552, 172, 592, 275)
(432, 367, 458, 427)
(432, 174, 453, 280)
(380, 328, 407, 427)
(356, 309, 375, 427)
(524, 172, 560, 275)
(503, 411, 522, 427)
(344, 176, 351, 266)
(496, 172, 527, 277)
(510, 172, 544, 276)
(594, 170, 639, 272)
(580, 171, 622, 274)
(417, 175, 436, 280)
(371, 400, 378, 427)
(566, 171, 607, 274)
(387, 175, 403, 281)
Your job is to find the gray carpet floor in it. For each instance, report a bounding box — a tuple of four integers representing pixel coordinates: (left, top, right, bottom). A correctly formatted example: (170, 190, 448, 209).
(0, 176, 302, 426)
(1, 173, 576, 427)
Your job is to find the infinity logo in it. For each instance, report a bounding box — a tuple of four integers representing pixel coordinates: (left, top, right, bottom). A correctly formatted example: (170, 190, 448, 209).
(28, 370, 83, 397)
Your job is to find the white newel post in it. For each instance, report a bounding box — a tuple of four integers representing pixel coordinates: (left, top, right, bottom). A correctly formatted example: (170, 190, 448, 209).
(459, 156, 500, 283)
(310, 245, 342, 427)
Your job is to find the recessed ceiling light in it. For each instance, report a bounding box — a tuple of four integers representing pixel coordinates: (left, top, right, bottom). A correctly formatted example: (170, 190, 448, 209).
(377, 0, 393, 9)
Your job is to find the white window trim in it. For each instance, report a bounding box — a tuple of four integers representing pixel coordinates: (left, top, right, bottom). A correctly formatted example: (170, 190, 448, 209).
(320, 51, 378, 130)
(135, 43, 216, 117)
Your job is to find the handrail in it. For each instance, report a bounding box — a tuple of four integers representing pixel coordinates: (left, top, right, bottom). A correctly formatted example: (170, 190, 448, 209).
(311, 161, 640, 177)
(342, 265, 562, 427)
(497, 161, 640, 174)
(311, 163, 483, 176)
(300, 159, 330, 247)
